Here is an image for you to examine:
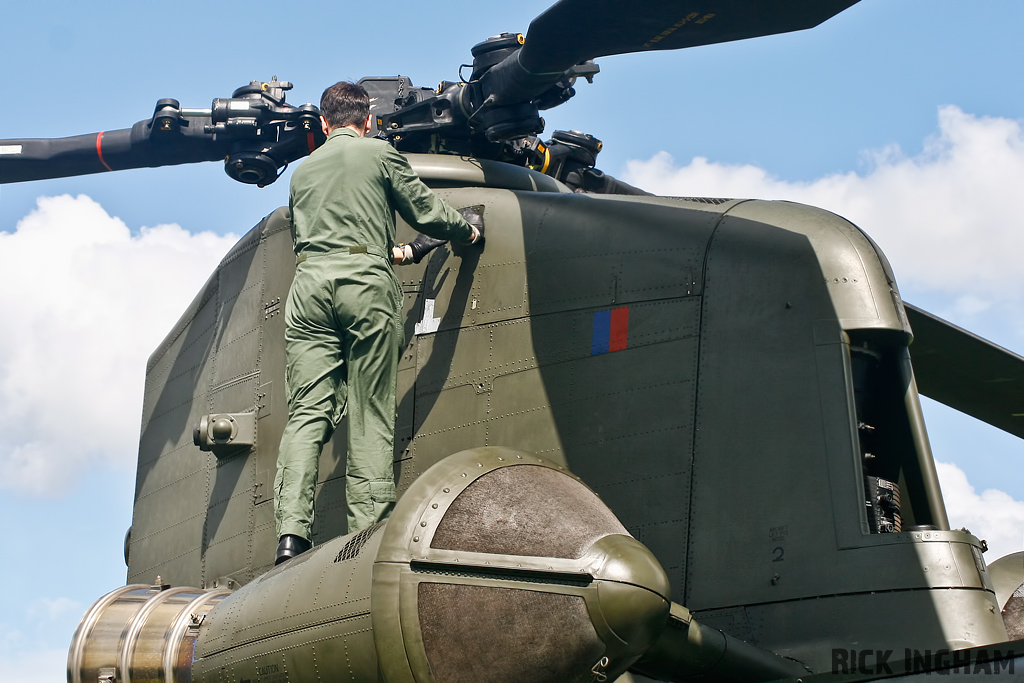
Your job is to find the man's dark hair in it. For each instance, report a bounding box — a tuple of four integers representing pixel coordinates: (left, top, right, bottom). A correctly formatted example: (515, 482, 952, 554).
(320, 81, 370, 129)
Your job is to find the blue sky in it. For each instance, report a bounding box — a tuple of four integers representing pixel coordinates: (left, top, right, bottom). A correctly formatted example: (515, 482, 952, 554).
(2, 1, 1024, 678)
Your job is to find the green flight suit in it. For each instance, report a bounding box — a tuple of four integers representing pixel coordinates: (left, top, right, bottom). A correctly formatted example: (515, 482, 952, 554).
(275, 126, 473, 540)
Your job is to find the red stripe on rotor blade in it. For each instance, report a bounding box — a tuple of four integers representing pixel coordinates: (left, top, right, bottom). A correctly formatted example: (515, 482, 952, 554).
(307, 132, 316, 152)
(609, 306, 629, 352)
(96, 132, 113, 172)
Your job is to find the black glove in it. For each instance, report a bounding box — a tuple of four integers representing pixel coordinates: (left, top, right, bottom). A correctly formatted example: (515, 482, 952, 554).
(457, 205, 485, 245)
(407, 233, 447, 264)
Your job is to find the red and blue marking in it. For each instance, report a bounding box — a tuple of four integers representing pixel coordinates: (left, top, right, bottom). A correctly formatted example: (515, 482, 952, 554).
(591, 306, 629, 355)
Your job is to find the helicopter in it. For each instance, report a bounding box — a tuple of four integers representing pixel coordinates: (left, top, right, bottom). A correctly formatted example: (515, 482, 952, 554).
(3, 0, 1024, 681)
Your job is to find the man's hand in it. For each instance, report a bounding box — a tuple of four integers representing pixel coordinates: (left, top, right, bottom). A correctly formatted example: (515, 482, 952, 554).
(395, 233, 447, 265)
(457, 205, 485, 245)
(408, 233, 447, 263)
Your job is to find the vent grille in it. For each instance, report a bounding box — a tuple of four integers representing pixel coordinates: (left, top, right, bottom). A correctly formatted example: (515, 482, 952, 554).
(334, 522, 383, 563)
(668, 196, 733, 205)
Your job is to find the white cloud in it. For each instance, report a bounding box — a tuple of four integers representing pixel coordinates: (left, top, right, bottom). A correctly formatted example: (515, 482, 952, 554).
(0, 195, 237, 496)
(937, 461, 1024, 561)
(27, 596, 83, 622)
(1, 596, 88, 683)
(0, 646, 67, 683)
(623, 106, 1024, 303)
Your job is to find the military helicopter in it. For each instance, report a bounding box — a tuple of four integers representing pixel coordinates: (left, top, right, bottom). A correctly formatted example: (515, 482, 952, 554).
(4, 0, 1024, 681)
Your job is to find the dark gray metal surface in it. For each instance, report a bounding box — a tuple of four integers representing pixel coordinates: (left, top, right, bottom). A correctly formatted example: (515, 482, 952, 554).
(520, 0, 862, 73)
(906, 303, 1024, 439)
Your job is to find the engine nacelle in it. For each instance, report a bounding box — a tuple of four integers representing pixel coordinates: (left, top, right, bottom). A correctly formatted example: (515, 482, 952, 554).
(70, 448, 672, 683)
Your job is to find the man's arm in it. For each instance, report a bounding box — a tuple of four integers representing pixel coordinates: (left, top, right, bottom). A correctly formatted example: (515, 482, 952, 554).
(381, 146, 479, 245)
(391, 233, 447, 265)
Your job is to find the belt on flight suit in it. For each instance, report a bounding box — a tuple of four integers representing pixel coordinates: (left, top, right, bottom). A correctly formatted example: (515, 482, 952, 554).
(295, 244, 389, 264)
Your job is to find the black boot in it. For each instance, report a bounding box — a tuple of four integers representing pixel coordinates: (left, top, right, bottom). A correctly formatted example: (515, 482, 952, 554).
(275, 534, 311, 565)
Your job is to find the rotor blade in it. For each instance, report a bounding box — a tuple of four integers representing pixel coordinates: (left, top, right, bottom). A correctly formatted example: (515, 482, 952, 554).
(0, 119, 222, 184)
(906, 303, 1024, 439)
(518, 0, 862, 75)
(480, 0, 861, 112)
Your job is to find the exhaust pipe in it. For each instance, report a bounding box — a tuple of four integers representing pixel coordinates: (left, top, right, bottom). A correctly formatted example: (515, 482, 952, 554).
(67, 581, 230, 683)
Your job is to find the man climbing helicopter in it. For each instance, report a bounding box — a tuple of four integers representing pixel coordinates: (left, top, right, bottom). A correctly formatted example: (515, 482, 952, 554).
(274, 81, 485, 565)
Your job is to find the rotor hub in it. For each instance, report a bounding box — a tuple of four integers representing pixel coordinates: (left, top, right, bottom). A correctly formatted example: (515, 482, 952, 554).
(470, 32, 525, 81)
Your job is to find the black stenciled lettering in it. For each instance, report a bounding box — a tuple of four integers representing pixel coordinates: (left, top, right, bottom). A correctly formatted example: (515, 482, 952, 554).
(875, 649, 893, 674)
(831, 649, 850, 674)
(772, 546, 784, 562)
(993, 650, 1014, 673)
(858, 649, 873, 675)
(951, 648, 971, 674)
(974, 649, 992, 675)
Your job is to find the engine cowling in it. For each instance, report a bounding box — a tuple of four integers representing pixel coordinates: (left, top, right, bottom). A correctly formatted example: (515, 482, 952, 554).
(71, 447, 671, 683)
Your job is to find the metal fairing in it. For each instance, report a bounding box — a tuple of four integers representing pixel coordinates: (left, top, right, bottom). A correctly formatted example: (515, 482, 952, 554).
(124, 154, 1005, 678)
